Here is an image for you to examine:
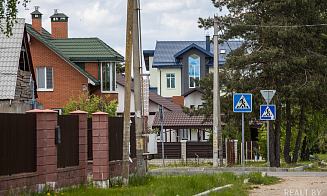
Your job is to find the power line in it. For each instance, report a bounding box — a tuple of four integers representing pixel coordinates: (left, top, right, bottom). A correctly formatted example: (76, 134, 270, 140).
(221, 22, 327, 28)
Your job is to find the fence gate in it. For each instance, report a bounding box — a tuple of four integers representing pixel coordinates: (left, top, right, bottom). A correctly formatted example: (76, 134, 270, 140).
(227, 139, 235, 165)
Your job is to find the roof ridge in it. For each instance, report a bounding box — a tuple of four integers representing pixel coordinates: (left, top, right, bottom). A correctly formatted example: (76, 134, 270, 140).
(26, 24, 99, 84)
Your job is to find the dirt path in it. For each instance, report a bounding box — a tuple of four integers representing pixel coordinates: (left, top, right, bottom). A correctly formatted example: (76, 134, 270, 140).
(250, 177, 327, 196)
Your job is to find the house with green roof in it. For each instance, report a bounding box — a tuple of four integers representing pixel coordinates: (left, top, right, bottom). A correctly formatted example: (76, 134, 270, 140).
(26, 7, 124, 111)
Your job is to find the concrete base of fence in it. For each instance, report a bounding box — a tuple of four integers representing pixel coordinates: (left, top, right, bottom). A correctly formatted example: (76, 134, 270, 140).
(148, 158, 226, 166)
(94, 179, 110, 188)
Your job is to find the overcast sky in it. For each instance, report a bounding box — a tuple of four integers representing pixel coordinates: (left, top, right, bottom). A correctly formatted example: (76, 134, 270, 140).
(18, 0, 228, 59)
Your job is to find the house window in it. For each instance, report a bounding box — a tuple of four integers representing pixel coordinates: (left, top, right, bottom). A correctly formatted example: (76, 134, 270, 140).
(190, 105, 195, 109)
(101, 62, 116, 92)
(189, 54, 200, 88)
(36, 67, 53, 91)
(166, 73, 175, 89)
(220, 49, 226, 54)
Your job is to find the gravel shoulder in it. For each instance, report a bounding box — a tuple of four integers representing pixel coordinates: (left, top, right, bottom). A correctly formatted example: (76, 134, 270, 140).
(250, 177, 327, 196)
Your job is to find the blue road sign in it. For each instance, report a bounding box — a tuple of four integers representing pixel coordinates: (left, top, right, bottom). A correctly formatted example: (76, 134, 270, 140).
(233, 94, 252, 112)
(260, 105, 276, 120)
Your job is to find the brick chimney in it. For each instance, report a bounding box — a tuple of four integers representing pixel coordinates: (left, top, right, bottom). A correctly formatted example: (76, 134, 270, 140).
(31, 6, 43, 34)
(50, 9, 69, 38)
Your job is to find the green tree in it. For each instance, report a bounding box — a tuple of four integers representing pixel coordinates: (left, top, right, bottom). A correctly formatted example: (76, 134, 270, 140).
(116, 63, 125, 76)
(0, 0, 29, 36)
(196, 0, 327, 166)
(62, 91, 118, 118)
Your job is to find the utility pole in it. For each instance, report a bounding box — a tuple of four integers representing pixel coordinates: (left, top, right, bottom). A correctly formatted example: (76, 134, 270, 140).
(133, 0, 145, 176)
(213, 15, 219, 167)
(122, 0, 134, 187)
(213, 15, 223, 167)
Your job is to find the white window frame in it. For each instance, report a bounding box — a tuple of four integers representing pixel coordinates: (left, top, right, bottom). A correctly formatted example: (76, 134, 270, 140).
(101, 62, 116, 93)
(166, 73, 175, 89)
(189, 54, 200, 88)
(36, 67, 53, 91)
(220, 49, 226, 54)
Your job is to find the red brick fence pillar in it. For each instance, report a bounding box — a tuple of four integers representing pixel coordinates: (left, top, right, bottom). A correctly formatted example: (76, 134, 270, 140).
(26, 109, 58, 192)
(70, 110, 88, 184)
(92, 112, 109, 187)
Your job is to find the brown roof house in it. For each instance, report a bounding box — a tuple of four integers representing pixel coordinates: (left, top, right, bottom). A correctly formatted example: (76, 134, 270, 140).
(0, 18, 42, 113)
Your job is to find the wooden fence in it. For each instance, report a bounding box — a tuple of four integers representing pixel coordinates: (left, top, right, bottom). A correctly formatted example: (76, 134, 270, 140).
(0, 113, 36, 176)
(57, 115, 79, 168)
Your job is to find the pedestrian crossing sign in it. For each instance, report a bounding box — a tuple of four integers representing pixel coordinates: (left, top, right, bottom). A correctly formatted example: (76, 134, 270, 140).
(233, 94, 252, 112)
(260, 105, 276, 120)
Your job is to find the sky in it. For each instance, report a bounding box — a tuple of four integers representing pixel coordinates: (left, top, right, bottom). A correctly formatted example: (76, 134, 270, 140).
(18, 0, 230, 59)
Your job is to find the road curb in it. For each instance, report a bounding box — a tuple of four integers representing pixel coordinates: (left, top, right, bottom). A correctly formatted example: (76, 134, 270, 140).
(193, 184, 234, 196)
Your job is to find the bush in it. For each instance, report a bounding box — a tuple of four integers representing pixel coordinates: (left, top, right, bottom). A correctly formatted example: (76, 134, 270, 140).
(62, 91, 118, 118)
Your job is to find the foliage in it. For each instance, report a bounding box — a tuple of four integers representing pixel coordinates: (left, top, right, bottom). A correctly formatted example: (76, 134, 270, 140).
(248, 171, 279, 185)
(31, 172, 281, 196)
(0, 0, 29, 36)
(62, 91, 118, 118)
(116, 63, 125, 76)
(147, 126, 160, 135)
(196, 0, 327, 165)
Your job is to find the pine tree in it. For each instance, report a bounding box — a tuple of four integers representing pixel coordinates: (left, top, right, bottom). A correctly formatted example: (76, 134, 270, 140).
(196, 0, 327, 165)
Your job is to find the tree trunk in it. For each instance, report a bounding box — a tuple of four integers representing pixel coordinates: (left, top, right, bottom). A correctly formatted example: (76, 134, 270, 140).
(292, 105, 305, 163)
(275, 103, 281, 167)
(269, 121, 276, 166)
(284, 101, 292, 164)
(301, 135, 310, 161)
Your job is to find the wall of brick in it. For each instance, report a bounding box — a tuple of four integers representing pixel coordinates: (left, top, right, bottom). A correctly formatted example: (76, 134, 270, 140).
(0, 173, 39, 195)
(51, 22, 68, 38)
(0, 109, 88, 195)
(29, 36, 118, 110)
(32, 18, 42, 34)
(172, 96, 184, 106)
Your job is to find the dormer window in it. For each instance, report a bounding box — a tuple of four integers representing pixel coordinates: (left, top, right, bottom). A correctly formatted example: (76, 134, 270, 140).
(220, 49, 226, 54)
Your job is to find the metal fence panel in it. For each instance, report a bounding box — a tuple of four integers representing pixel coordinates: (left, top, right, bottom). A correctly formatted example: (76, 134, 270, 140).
(186, 142, 213, 159)
(0, 113, 36, 176)
(87, 118, 93, 160)
(155, 142, 181, 159)
(108, 117, 136, 161)
(57, 115, 79, 168)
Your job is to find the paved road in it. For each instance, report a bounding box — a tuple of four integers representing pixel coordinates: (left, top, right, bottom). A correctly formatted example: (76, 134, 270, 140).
(150, 168, 327, 177)
(266, 172, 327, 177)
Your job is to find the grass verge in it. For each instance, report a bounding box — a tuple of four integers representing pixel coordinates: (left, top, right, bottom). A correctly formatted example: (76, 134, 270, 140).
(30, 172, 280, 196)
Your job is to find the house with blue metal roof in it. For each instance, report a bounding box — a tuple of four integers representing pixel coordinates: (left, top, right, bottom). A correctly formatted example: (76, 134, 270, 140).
(144, 36, 242, 98)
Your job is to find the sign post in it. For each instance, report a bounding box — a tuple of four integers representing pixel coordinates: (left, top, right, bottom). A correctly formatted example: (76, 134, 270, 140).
(233, 93, 252, 175)
(260, 90, 276, 168)
(159, 105, 165, 168)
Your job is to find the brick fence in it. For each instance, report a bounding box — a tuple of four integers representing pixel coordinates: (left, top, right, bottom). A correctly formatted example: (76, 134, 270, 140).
(0, 109, 87, 195)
